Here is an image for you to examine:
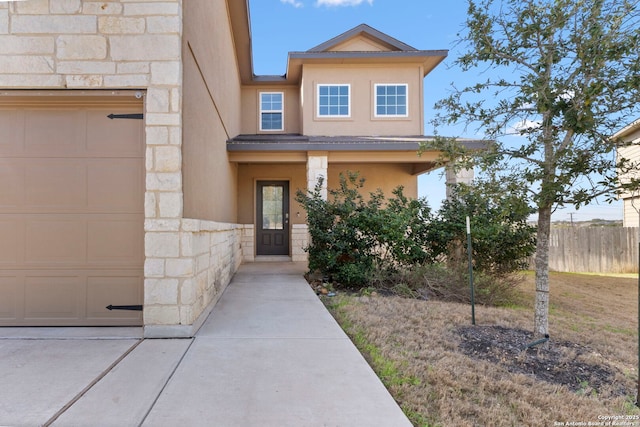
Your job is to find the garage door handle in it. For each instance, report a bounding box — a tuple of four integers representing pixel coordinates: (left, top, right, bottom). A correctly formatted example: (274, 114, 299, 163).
(106, 304, 143, 311)
(107, 113, 144, 120)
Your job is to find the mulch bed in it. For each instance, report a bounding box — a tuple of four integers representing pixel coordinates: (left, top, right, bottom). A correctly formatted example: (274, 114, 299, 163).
(457, 325, 625, 396)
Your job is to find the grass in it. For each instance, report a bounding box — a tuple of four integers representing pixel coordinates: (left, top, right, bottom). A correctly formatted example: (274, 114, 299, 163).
(323, 272, 640, 426)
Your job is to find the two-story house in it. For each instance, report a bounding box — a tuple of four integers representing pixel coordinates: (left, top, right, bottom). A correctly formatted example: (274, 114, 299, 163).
(227, 23, 448, 259)
(0, 0, 456, 337)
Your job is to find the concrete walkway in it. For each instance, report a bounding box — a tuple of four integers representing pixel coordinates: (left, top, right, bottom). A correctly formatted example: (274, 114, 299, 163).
(0, 262, 411, 427)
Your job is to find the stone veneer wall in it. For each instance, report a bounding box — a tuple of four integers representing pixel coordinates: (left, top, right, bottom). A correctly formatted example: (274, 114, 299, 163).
(239, 224, 308, 263)
(292, 224, 309, 262)
(0, 0, 243, 336)
(144, 220, 244, 337)
(241, 226, 255, 263)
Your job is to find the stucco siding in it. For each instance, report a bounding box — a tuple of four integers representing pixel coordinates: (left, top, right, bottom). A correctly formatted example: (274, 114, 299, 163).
(328, 163, 418, 199)
(182, 0, 240, 223)
(301, 64, 423, 136)
(331, 37, 391, 52)
(237, 163, 417, 223)
(241, 86, 302, 135)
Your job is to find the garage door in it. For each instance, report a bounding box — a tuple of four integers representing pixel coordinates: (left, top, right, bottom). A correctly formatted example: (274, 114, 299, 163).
(0, 93, 144, 326)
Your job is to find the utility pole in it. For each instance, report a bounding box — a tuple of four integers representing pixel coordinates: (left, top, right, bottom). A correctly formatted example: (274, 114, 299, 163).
(568, 212, 575, 227)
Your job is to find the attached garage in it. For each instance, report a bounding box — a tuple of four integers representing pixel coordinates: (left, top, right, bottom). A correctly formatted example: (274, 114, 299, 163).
(0, 92, 144, 326)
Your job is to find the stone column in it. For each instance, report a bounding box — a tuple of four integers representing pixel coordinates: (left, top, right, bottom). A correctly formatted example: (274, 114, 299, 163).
(301, 152, 328, 263)
(307, 151, 328, 200)
(445, 164, 474, 199)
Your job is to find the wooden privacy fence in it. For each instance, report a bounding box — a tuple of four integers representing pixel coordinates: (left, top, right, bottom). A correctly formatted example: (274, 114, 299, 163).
(529, 227, 639, 274)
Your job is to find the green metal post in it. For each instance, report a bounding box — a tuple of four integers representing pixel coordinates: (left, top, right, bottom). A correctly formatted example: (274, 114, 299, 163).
(467, 216, 476, 325)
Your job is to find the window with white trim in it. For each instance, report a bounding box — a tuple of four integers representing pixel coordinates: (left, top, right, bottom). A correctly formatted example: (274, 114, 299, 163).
(317, 84, 350, 117)
(375, 84, 408, 117)
(260, 92, 284, 131)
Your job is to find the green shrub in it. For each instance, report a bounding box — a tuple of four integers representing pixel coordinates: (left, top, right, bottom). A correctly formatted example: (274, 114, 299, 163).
(296, 171, 535, 305)
(429, 178, 537, 276)
(295, 172, 434, 288)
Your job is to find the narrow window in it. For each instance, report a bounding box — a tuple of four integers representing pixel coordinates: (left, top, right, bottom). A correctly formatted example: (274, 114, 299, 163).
(375, 84, 408, 117)
(317, 84, 350, 117)
(260, 92, 284, 131)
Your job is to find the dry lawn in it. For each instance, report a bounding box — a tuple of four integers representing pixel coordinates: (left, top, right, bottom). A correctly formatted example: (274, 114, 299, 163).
(324, 272, 640, 426)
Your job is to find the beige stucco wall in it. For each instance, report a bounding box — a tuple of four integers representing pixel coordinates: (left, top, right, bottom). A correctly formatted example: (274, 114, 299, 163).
(237, 162, 417, 223)
(301, 64, 424, 136)
(328, 163, 418, 199)
(237, 161, 416, 261)
(241, 86, 302, 134)
(332, 37, 389, 52)
(182, 0, 240, 223)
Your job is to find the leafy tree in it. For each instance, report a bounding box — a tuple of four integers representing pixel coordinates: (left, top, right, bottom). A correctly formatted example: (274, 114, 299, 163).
(432, 0, 640, 337)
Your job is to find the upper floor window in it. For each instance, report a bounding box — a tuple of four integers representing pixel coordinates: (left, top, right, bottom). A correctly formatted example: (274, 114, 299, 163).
(375, 84, 408, 117)
(260, 92, 284, 131)
(317, 84, 350, 117)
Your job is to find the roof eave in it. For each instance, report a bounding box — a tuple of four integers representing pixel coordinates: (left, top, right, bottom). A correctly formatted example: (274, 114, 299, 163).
(227, 142, 426, 152)
(281, 50, 448, 84)
(227, 0, 254, 84)
(226, 135, 487, 152)
(613, 118, 640, 140)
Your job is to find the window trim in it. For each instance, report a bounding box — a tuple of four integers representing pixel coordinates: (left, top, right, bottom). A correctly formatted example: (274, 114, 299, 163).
(316, 84, 351, 118)
(374, 83, 409, 118)
(259, 91, 284, 132)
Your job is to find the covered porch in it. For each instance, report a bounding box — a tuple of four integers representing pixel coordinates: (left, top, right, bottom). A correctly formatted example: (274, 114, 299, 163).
(227, 134, 449, 262)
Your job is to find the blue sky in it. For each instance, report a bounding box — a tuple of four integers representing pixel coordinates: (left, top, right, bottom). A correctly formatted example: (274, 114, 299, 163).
(248, 0, 624, 221)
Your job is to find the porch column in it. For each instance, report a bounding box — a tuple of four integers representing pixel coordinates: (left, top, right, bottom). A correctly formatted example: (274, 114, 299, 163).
(445, 164, 474, 199)
(307, 151, 328, 200)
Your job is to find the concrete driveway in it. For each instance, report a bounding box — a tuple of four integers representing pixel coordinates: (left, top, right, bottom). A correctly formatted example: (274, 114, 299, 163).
(0, 262, 411, 427)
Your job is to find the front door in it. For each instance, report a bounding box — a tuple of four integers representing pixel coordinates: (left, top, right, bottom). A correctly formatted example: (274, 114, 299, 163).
(256, 181, 290, 256)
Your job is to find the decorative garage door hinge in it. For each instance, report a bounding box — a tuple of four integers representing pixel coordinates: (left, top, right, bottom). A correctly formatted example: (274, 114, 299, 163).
(106, 304, 143, 311)
(107, 113, 144, 120)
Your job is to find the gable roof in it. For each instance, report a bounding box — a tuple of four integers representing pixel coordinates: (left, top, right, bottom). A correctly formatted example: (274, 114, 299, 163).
(237, 21, 447, 85)
(307, 24, 417, 52)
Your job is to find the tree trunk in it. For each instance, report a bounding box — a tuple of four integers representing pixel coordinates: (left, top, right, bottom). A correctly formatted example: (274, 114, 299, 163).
(534, 204, 552, 338)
